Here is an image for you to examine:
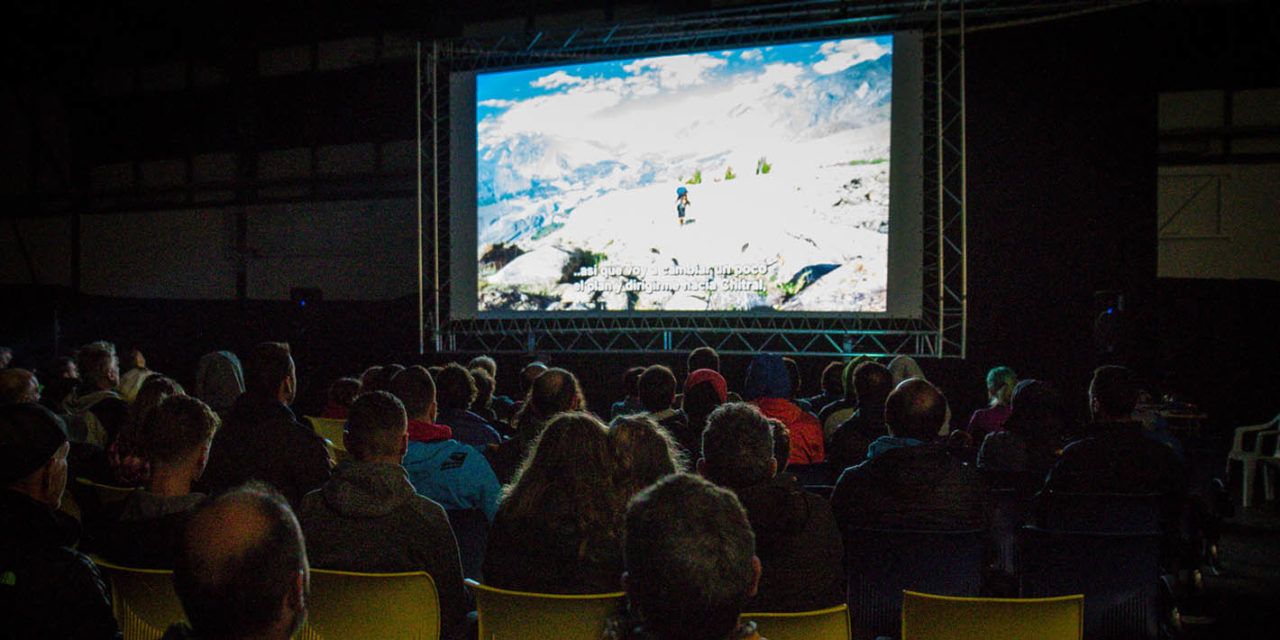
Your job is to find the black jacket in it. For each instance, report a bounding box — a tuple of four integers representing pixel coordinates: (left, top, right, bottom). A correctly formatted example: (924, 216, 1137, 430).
(0, 489, 121, 640)
(831, 442, 989, 534)
(826, 403, 888, 474)
(1042, 421, 1187, 522)
(734, 474, 845, 612)
(197, 393, 331, 506)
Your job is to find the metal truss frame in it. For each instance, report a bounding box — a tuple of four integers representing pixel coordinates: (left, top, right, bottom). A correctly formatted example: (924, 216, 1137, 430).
(417, 1, 1138, 357)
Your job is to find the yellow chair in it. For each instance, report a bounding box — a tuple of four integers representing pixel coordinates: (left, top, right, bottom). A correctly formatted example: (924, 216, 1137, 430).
(299, 569, 440, 640)
(745, 604, 852, 640)
(92, 557, 184, 640)
(77, 477, 137, 506)
(307, 417, 348, 452)
(466, 578, 625, 640)
(901, 590, 1084, 640)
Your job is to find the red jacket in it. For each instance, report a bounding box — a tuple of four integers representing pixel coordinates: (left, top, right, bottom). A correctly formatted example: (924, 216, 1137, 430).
(753, 397, 825, 465)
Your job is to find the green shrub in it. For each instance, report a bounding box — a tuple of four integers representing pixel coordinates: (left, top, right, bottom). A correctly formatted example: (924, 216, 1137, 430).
(686, 169, 702, 185)
(725, 166, 736, 181)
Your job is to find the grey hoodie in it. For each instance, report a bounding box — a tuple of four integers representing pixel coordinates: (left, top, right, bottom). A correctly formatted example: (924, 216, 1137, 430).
(298, 460, 468, 640)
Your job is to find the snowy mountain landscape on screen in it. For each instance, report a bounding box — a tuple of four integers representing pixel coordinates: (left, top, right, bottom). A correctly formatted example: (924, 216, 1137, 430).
(476, 36, 893, 312)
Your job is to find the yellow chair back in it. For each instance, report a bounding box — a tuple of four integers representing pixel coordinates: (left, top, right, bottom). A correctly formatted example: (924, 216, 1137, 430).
(746, 604, 852, 640)
(901, 590, 1083, 640)
(93, 557, 183, 640)
(466, 578, 625, 640)
(299, 569, 440, 640)
(307, 417, 348, 451)
(77, 477, 137, 506)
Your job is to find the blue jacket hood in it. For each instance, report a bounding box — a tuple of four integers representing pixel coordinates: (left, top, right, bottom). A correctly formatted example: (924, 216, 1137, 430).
(745, 354, 791, 400)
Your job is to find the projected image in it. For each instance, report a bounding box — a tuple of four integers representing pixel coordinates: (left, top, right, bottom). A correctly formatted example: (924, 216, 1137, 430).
(477, 35, 892, 313)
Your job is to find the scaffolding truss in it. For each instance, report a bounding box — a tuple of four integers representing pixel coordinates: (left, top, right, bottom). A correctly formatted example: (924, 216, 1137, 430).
(417, 1, 1132, 357)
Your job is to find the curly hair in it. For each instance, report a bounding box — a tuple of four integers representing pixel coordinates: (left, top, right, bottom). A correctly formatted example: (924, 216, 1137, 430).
(502, 412, 626, 559)
(609, 415, 685, 497)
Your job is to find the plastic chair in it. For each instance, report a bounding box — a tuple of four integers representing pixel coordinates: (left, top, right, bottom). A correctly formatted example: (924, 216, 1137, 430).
(299, 570, 439, 640)
(1225, 413, 1279, 508)
(77, 477, 137, 506)
(990, 487, 1033, 574)
(307, 417, 348, 452)
(1258, 429, 1280, 504)
(466, 578, 625, 640)
(746, 604, 852, 640)
(1036, 491, 1162, 534)
(901, 591, 1082, 640)
(92, 557, 184, 640)
(1019, 526, 1162, 640)
(446, 508, 490, 581)
(843, 528, 986, 640)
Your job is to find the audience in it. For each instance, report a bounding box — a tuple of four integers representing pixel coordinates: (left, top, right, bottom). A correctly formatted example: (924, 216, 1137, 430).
(99, 395, 220, 567)
(469, 367, 499, 424)
(390, 366, 500, 521)
(803, 361, 844, 419)
(489, 366, 583, 484)
(782, 357, 810, 412)
(483, 412, 626, 593)
(610, 415, 685, 497)
(699, 403, 843, 613)
(610, 366, 647, 419)
(468, 355, 516, 422)
(0, 346, 11, 368)
(193, 351, 245, 417)
(117, 347, 154, 403)
(298, 391, 467, 640)
(831, 378, 988, 533)
(680, 367, 729, 457)
(637, 365, 690, 445)
(744, 354, 824, 465)
(608, 473, 764, 640)
(826, 361, 895, 473)
(359, 364, 389, 394)
(319, 376, 361, 420)
(817, 357, 865, 433)
(63, 341, 130, 447)
(167, 483, 307, 640)
(0, 367, 41, 405)
(978, 379, 1068, 492)
(433, 363, 502, 449)
(108, 374, 184, 486)
(39, 356, 79, 414)
(887, 355, 925, 385)
(0, 403, 120, 639)
(966, 366, 1017, 442)
(198, 342, 331, 507)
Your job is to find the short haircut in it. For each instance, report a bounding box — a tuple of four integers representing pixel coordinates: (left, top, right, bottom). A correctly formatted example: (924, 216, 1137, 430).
(782, 357, 801, 398)
(1091, 365, 1138, 419)
(141, 395, 220, 465)
(244, 342, 292, 398)
(701, 403, 775, 490)
(638, 365, 677, 412)
(0, 369, 37, 405)
(470, 368, 494, 410)
(77, 341, 117, 389)
(820, 361, 844, 396)
(622, 366, 646, 398)
(624, 474, 755, 640)
(467, 355, 497, 378)
(853, 361, 894, 406)
(885, 378, 947, 441)
(359, 365, 388, 393)
(519, 362, 548, 394)
(174, 483, 307, 639)
(434, 363, 477, 411)
(327, 377, 361, 409)
(344, 391, 408, 459)
(687, 347, 720, 374)
(387, 366, 435, 419)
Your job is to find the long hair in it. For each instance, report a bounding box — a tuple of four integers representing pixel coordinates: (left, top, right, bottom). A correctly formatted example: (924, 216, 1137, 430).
(610, 416, 685, 497)
(502, 412, 625, 557)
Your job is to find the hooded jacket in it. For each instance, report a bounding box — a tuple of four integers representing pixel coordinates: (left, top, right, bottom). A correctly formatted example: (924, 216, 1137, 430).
(435, 407, 502, 449)
(734, 474, 845, 612)
(402, 420, 501, 521)
(0, 489, 121, 639)
(745, 355, 824, 465)
(193, 351, 245, 416)
(62, 388, 129, 448)
(299, 460, 468, 640)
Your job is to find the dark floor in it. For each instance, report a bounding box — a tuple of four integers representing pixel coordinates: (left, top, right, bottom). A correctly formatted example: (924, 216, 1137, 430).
(1187, 503, 1280, 639)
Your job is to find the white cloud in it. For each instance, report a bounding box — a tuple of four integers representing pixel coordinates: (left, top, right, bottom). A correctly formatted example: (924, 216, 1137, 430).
(740, 49, 763, 61)
(479, 98, 516, 108)
(812, 38, 890, 75)
(531, 70, 585, 89)
(623, 53, 727, 89)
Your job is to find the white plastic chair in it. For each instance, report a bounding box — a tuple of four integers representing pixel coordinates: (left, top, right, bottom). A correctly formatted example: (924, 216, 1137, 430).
(1259, 427, 1280, 504)
(1226, 413, 1279, 508)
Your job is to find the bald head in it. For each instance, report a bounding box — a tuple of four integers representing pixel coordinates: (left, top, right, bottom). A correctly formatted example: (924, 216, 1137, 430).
(175, 484, 307, 640)
(885, 378, 947, 441)
(520, 362, 548, 394)
(0, 368, 40, 405)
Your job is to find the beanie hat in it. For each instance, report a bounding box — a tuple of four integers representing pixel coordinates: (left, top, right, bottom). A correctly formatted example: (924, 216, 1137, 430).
(0, 403, 69, 485)
(684, 368, 727, 404)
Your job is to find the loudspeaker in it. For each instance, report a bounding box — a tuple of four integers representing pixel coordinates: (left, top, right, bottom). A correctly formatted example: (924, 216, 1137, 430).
(290, 287, 323, 308)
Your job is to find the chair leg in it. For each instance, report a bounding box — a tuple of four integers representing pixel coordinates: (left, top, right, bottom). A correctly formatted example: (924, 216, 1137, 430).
(1264, 464, 1276, 502)
(1241, 461, 1255, 509)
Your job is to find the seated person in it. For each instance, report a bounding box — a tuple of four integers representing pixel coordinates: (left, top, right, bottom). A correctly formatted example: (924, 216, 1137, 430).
(606, 473, 765, 640)
(638, 365, 689, 438)
(433, 363, 501, 449)
(679, 368, 729, 459)
(483, 412, 625, 594)
(488, 367, 581, 485)
(978, 379, 1068, 493)
(166, 484, 307, 640)
(319, 377, 361, 420)
(699, 403, 843, 613)
(744, 354, 824, 466)
(63, 341, 130, 447)
(966, 366, 1017, 442)
(468, 367, 501, 426)
(610, 366, 647, 419)
(390, 367, 500, 521)
(831, 379, 989, 533)
(99, 395, 220, 567)
(0, 368, 41, 405)
(298, 391, 467, 640)
(826, 361, 894, 472)
(818, 357, 866, 435)
(0, 403, 120, 639)
(610, 415, 685, 497)
(802, 361, 845, 421)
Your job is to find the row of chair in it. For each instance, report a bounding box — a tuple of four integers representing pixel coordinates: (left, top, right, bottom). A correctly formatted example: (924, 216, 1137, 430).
(94, 557, 1085, 640)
